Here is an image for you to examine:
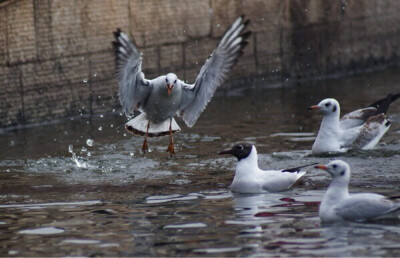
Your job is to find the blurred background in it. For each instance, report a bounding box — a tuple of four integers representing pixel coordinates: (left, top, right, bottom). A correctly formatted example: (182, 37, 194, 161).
(1, 0, 400, 128)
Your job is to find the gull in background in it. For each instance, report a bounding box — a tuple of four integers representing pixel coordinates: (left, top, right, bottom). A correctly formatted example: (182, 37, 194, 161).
(219, 143, 317, 193)
(113, 16, 251, 155)
(308, 94, 399, 154)
(315, 160, 400, 223)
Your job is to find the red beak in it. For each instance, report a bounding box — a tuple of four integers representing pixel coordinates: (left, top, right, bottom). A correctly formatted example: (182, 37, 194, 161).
(314, 164, 328, 170)
(167, 84, 173, 96)
(308, 105, 319, 111)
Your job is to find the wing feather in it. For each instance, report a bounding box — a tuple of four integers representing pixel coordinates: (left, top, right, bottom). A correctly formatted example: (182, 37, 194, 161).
(179, 16, 251, 127)
(113, 29, 152, 115)
(337, 194, 400, 221)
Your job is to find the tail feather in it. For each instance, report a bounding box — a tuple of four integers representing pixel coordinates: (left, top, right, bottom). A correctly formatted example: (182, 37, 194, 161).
(125, 113, 181, 137)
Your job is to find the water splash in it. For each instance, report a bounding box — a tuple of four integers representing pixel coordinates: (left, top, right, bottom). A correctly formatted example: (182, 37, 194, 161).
(86, 139, 94, 146)
(68, 145, 91, 169)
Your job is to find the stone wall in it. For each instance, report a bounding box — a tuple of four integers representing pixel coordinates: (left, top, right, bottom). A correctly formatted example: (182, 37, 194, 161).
(1, 0, 400, 128)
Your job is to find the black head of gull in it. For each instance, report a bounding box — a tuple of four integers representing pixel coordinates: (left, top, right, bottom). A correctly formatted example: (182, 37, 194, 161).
(219, 143, 253, 161)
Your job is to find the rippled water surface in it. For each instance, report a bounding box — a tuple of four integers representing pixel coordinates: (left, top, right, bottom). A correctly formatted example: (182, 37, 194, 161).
(1, 69, 400, 256)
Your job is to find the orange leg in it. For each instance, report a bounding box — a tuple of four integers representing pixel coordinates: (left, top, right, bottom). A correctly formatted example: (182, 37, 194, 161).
(166, 118, 175, 156)
(142, 121, 150, 154)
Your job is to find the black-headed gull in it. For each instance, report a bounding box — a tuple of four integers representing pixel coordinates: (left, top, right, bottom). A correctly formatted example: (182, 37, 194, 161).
(308, 95, 399, 153)
(113, 16, 251, 155)
(219, 144, 316, 193)
(315, 160, 400, 223)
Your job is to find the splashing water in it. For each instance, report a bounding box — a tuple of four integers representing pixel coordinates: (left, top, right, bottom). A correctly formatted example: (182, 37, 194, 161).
(86, 139, 94, 147)
(68, 145, 91, 169)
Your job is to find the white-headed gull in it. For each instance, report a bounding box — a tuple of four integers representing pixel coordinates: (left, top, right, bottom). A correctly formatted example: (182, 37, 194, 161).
(113, 16, 251, 155)
(315, 160, 400, 223)
(308, 94, 399, 154)
(219, 144, 317, 193)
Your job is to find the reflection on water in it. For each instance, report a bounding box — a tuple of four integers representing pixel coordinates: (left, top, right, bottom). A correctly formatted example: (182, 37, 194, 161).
(0, 68, 400, 256)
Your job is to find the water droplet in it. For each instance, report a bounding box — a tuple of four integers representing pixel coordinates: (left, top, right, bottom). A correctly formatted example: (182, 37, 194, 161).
(100, 114, 104, 118)
(68, 145, 74, 153)
(110, 124, 114, 128)
(217, 24, 221, 27)
(98, 126, 103, 131)
(129, 152, 134, 156)
(87, 152, 92, 157)
(81, 147, 87, 152)
(82, 79, 88, 83)
(86, 139, 94, 147)
(93, 72, 97, 77)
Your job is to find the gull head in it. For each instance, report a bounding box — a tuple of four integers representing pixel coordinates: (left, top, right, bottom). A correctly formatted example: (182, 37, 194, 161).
(219, 143, 253, 161)
(165, 73, 178, 96)
(308, 98, 340, 116)
(315, 160, 350, 182)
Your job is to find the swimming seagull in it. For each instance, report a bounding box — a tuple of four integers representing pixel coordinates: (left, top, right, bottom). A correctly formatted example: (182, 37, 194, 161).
(219, 144, 317, 193)
(315, 160, 400, 223)
(112, 16, 251, 155)
(308, 94, 399, 154)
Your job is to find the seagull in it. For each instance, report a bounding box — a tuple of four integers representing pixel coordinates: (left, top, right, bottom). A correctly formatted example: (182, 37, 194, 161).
(308, 94, 399, 153)
(112, 16, 251, 155)
(219, 144, 317, 193)
(315, 160, 400, 223)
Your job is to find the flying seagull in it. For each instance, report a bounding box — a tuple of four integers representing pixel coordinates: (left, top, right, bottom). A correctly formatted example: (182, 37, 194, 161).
(113, 16, 251, 155)
(308, 94, 399, 154)
(315, 160, 400, 223)
(219, 143, 316, 193)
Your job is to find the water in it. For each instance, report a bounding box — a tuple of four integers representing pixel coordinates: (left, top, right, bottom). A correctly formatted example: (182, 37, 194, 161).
(0, 68, 400, 256)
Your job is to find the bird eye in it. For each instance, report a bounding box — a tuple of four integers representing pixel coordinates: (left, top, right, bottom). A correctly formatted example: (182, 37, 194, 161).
(165, 78, 168, 82)
(238, 145, 244, 150)
(174, 80, 177, 83)
(332, 164, 337, 169)
(340, 171, 345, 176)
(325, 102, 331, 107)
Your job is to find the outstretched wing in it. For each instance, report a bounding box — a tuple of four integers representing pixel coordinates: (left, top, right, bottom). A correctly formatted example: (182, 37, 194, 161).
(368, 93, 400, 114)
(178, 16, 251, 127)
(340, 93, 400, 129)
(113, 29, 152, 115)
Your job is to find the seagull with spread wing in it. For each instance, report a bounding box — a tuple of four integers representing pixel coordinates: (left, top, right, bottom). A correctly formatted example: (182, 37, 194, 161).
(113, 16, 251, 155)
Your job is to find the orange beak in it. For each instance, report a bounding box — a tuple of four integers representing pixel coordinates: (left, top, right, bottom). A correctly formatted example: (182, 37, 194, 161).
(314, 164, 328, 170)
(167, 84, 173, 96)
(308, 105, 319, 111)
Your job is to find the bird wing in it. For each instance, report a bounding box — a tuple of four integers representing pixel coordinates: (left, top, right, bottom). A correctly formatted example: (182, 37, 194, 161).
(281, 162, 318, 173)
(113, 29, 152, 115)
(260, 170, 301, 192)
(178, 16, 251, 127)
(340, 93, 400, 129)
(336, 193, 400, 221)
(340, 114, 388, 149)
(368, 93, 400, 114)
(340, 107, 377, 129)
